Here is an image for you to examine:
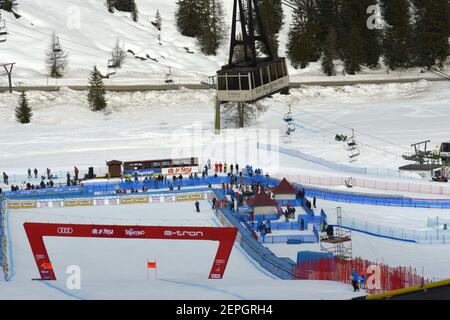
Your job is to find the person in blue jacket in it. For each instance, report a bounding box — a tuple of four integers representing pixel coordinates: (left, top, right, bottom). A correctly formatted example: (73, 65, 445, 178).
(265, 219, 272, 234)
(351, 268, 360, 292)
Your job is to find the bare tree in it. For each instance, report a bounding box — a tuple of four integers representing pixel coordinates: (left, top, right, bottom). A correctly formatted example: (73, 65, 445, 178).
(222, 102, 268, 128)
(111, 38, 126, 68)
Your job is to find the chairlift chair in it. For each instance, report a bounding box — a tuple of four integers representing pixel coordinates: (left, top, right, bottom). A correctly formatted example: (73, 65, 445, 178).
(285, 122, 296, 135)
(349, 147, 360, 158)
(164, 67, 174, 84)
(283, 112, 293, 123)
(106, 59, 116, 76)
(0, 16, 7, 42)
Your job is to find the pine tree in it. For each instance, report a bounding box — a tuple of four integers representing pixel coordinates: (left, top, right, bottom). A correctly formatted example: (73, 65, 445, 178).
(359, 0, 381, 68)
(257, 0, 284, 56)
(412, 0, 449, 69)
(381, 0, 414, 70)
(15, 90, 32, 124)
(175, 0, 203, 38)
(46, 33, 68, 78)
(197, 0, 226, 55)
(106, 0, 114, 13)
(0, 0, 17, 12)
(107, 0, 138, 21)
(152, 9, 162, 31)
(130, 0, 138, 22)
(287, 0, 321, 69)
(321, 27, 337, 76)
(342, 26, 363, 74)
(339, 0, 365, 74)
(87, 66, 108, 112)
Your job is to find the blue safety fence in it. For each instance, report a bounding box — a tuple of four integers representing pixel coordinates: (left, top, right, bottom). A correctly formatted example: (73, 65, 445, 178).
(338, 217, 449, 244)
(0, 197, 4, 277)
(4, 173, 450, 209)
(258, 142, 420, 180)
(212, 189, 297, 279)
(291, 183, 450, 209)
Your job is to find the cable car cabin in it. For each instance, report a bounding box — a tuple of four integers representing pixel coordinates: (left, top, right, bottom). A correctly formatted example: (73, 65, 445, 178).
(123, 157, 199, 177)
(440, 142, 450, 158)
(217, 57, 289, 103)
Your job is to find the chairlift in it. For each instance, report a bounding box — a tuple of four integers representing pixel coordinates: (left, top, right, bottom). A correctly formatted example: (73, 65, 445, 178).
(164, 67, 174, 84)
(347, 129, 358, 148)
(0, 15, 8, 43)
(285, 122, 296, 135)
(349, 147, 360, 158)
(106, 59, 116, 77)
(283, 105, 293, 123)
(52, 36, 63, 53)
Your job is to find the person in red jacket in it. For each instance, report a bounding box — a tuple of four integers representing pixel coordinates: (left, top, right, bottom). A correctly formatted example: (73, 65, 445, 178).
(215, 163, 219, 173)
(219, 162, 223, 173)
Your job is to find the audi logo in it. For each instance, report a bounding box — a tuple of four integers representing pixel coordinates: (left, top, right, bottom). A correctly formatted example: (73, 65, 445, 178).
(57, 227, 73, 234)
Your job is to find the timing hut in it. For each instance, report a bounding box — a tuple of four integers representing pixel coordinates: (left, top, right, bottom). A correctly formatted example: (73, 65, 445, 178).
(271, 178, 298, 200)
(248, 192, 278, 215)
(107, 160, 123, 178)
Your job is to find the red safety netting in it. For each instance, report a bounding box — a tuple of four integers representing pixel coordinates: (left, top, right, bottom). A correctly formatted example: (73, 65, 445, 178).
(293, 257, 428, 295)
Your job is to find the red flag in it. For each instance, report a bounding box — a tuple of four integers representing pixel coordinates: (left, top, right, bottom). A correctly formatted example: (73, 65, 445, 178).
(147, 261, 157, 269)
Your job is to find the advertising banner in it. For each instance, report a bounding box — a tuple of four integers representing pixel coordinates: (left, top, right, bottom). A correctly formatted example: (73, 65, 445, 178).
(24, 222, 237, 281)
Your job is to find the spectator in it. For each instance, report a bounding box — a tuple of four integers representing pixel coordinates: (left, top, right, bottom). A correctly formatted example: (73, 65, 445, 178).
(2, 172, 9, 185)
(195, 201, 200, 212)
(34, 168, 38, 179)
(351, 268, 360, 292)
(27, 168, 32, 179)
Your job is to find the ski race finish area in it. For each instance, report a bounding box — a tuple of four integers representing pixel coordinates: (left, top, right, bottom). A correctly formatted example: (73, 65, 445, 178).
(23, 222, 238, 281)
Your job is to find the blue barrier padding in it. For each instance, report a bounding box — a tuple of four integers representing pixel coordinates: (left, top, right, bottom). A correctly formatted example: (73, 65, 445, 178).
(297, 251, 334, 265)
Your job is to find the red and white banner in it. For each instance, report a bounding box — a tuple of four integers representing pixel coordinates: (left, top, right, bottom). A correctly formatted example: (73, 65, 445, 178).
(24, 222, 237, 280)
(162, 166, 199, 175)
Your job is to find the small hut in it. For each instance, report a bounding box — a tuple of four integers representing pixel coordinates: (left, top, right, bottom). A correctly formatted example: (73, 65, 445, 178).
(248, 192, 278, 215)
(271, 178, 298, 200)
(107, 160, 123, 178)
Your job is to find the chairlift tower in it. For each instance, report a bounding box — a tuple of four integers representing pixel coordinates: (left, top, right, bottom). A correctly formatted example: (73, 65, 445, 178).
(320, 207, 353, 260)
(215, 0, 290, 132)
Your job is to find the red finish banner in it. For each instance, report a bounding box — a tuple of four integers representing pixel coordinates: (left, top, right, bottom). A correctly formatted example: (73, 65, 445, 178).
(23, 222, 237, 280)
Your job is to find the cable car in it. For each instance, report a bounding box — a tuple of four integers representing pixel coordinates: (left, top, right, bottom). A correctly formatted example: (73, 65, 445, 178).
(216, 0, 289, 104)
(217, 58, 289, 103)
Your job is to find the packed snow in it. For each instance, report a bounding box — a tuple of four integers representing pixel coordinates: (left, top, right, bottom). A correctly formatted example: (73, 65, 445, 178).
(0, 201, 361, 300)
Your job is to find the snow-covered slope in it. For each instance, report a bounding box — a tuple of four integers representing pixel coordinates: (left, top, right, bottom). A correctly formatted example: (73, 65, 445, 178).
(0, 0, 235, 81)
